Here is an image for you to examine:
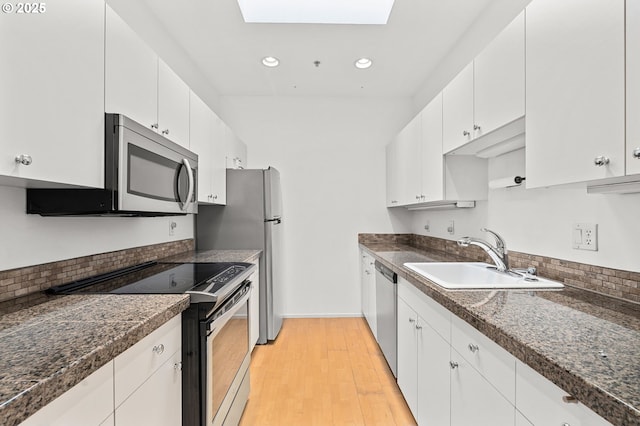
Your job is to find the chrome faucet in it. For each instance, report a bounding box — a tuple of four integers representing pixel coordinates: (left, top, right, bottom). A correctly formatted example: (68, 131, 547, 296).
(457, 228, 509, 272)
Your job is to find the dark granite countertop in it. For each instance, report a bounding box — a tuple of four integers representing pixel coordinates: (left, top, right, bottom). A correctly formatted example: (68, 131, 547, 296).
(0, 294, 190, 426)
(161, 249, 261, 264)
(361, 242, 640, 426)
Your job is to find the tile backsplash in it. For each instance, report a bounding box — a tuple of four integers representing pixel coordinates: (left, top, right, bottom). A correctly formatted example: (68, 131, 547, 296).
(0, 239, 194, 303)
(358, 233, 640, 303)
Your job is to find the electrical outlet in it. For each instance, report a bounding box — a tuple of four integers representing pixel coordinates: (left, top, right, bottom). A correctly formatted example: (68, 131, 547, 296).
(424, 221, 430, 232)
(573, 223, 597, 251)
(447, 220, 455, 235)
(169, 221, 177, 236)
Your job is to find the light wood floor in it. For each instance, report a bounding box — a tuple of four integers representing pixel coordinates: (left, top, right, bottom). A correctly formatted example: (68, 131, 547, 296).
(239, 317, 417, 426)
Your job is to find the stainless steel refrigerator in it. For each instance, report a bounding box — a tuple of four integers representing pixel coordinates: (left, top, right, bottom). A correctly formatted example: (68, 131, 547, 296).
(196, 167, 283, 343)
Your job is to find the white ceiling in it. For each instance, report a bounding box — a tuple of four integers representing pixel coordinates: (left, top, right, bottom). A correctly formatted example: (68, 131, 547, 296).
(134, 0, 517, 98)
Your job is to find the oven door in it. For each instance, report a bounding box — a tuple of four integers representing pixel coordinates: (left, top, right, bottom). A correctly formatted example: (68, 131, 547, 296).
(205, 282, 251, 426)
(115, 116, 198, 214)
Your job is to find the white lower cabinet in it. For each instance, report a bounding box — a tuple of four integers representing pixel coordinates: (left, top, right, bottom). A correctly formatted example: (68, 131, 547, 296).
(516, 360, 611, 426)
(114, 349, 182, 426)
(360, 251, 377, 337)
(397, 278, 610, 426)
(19, 361, 114, 426)
(398, 296, 451, 426)
(249, 262, 260, 351)
(450, 350, 514, 426)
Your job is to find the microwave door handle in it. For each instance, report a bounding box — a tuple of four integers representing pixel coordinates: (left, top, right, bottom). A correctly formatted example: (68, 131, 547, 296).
(180, 158, 194, 211)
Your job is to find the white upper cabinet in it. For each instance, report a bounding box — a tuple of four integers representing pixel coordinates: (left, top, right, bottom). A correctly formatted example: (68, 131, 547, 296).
(627, 0, 640, 176)
(225, 126, 248, 169)
(442, 63, 474, 154)
(386, 141, 400, 207)
(105, 7, 190, 149)
(105, 6, 158, 133)
(474, 11, 525, 140)
(443, 11, 525, 155)
(525, 0, 625, 188)
(387, 93, 487, 207)
(190, 91, 226, 205)
(190, 91, 215, 203)
(157, 60, 190, 148)
(421, 93, 445, 202)
(0, 0, 105, 188)
(397, 114, 423, 205)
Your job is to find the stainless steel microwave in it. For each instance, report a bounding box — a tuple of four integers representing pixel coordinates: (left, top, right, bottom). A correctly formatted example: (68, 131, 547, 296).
(27, 114, 198, 216)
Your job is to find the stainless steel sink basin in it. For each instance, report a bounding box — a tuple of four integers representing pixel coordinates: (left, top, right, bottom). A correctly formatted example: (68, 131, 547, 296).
(403, 262, 564, 290)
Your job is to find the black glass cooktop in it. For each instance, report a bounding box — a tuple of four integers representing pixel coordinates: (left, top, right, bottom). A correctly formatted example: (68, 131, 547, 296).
(47, 262, 251, 296)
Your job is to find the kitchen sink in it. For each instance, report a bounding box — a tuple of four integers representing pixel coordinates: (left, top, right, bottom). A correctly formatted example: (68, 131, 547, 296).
(403, 262, 564, 290)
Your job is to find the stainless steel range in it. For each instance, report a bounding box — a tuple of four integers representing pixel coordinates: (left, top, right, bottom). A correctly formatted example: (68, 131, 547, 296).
(47, 260, 257, 426)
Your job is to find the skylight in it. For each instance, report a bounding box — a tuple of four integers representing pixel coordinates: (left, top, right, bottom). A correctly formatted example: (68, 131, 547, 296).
(237, 0, 395, 25)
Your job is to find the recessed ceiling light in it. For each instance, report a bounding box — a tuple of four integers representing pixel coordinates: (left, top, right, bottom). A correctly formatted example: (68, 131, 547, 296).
(355, 58, 373, 69)
(262, 56, 280, 67)
(238, 0, 395, 25)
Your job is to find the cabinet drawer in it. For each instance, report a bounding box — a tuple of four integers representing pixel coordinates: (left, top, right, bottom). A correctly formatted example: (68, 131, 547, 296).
(516, 360, 611, 426)
(114, 314, 181, 407)
(398, 277, 450, 341)
(451, 314, 515, 404)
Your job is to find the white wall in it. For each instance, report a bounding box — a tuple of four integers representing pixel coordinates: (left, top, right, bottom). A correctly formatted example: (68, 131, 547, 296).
(0, 186, 193, 271)
(411, 149, 640, 273)
(220, 96, 413, 317)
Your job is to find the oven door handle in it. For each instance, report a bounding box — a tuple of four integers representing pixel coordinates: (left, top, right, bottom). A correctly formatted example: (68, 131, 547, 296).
(179, 158, 194, 211)
(205, 286, 251, 339)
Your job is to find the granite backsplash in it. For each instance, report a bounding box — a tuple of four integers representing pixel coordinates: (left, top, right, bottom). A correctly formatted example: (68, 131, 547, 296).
(359, 233, 640, 304)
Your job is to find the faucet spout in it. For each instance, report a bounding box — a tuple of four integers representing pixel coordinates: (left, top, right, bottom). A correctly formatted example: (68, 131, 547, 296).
(457, 228, 510, 272)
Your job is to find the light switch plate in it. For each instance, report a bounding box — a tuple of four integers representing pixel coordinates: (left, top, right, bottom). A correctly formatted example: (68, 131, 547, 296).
(573, 223, 597, 251)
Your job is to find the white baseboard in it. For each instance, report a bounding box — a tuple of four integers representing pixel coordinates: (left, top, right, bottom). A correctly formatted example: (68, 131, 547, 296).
(282, 313, 364, 319)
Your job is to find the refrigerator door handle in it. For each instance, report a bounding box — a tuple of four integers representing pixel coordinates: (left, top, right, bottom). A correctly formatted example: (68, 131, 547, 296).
(265, 218, 282, 224)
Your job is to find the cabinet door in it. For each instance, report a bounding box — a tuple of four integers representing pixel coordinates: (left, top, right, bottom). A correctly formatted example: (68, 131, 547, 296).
(526, 0, 625, 187)
(366, 263, 377, 338)
(420, 93, 445, 202)
(0, 0, 104, 187)
(451, 351, 515, 426)
(189, 91, 215, 203)
(416, 318, 451, 426)
(115, 350, 182, 426)
(20, 361, 114, 426)
(443, 63, 474, 153)
(158, 59, 190, 148)
(628, 0, 640, 175)
(105, 6, 158, 132)
(398, 115, 423, 205)
(211, 112, 227, 204)
(515, 410, 533, 426)
(474, 11, 525, 138)
(386, 141, 400, 207)
(396, 297, 418, 419)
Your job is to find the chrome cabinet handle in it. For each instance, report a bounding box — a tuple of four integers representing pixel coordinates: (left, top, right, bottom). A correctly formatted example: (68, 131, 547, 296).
(174, 362, 183, 371)
(633, 148, 640, 159)
(462, 130, 470, 137)
(450, 361, 459, 369)
(151, 123, 159, 129)
(152, 344, 165, 355)
(391, 200, 398, 204)
(594, 156, 610, 166)
(408, 318, 415, 323)
(420, 195, 425, 200)
(474, 124, 481, 130)
(162, 129, 170, 135)
(415, 324, 422, 330)
(15, 154, 32, 165)
(562, 395, 578, 404)
(468, 343, 479, 353)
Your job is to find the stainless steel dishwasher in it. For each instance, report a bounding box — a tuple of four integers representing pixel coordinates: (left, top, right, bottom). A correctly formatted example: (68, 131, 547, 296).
(374, 260, 397, 378)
